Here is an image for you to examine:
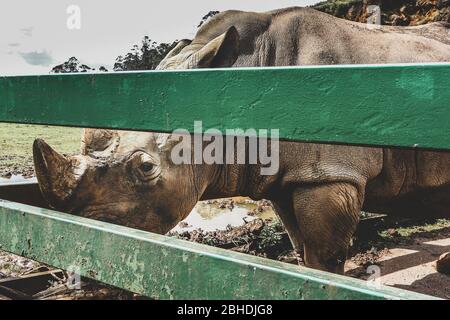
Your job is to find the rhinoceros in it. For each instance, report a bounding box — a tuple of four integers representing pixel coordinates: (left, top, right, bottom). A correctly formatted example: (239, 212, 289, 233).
(33, 7, 450, 273)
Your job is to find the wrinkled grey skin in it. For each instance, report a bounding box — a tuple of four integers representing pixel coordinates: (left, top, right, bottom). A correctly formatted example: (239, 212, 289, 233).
(33, 7, 450, 273)
(156, 7, 450, 69)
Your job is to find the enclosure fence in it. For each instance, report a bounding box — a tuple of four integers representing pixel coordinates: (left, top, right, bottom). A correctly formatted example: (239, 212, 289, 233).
(1, 63, 449, 299)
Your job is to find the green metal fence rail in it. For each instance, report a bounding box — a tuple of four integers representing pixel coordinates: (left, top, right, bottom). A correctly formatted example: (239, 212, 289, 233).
(0, 199, 434, 300)
(1, 63, 450, 150)
(0, 63, 448, 300)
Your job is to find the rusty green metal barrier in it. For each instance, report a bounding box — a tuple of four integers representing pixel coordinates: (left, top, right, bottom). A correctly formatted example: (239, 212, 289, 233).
(0, 198, 437, 300)
(1, 63, 450, 150)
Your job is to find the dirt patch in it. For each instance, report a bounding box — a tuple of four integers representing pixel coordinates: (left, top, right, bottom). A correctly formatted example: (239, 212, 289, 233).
(0, 123, 81, 179)
(0, 251, 146, 300)
(313, 0, 450, 25)
(0, 156, 35, 179)
(170, 218, 302, 264)
(171, 214, 450, 299)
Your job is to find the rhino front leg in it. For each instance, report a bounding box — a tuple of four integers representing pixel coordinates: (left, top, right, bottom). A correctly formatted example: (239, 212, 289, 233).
(292, 182, 364, 274)
(271, 201, 304, 254)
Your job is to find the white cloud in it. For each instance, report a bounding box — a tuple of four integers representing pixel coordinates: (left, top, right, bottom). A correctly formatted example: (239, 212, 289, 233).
(19, 50, 54, 66)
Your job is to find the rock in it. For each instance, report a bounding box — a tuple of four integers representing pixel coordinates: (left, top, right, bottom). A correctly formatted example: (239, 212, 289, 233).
(313, 0, 450, 26)
(0, 172, 12, 179)
(247, 209, 257, 216)
(178, 221, 191, 229)
(278, 250, 304, 265)
(216, 198, 235, 210)
(391, 14, 411, 26)
(435, 252, 450, 275)
(247, 219, 265, 234)
(387, 228, 400, 237)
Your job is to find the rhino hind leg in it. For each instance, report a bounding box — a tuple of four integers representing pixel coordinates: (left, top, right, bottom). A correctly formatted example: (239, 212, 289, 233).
(292, 182, 364, 274)
(387, 184, 450, 219)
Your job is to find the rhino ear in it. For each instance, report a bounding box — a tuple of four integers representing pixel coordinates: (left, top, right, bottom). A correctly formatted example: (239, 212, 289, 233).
(82, 129, 118, 155)
(164, 39, 192, 60)
(196, 26, 240, 68)
(156, 39, 192, 70)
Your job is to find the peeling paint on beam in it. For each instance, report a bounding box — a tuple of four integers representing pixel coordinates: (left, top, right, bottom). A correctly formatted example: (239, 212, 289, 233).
(1, 63, 450, 150)
(0, 200, 437, 300)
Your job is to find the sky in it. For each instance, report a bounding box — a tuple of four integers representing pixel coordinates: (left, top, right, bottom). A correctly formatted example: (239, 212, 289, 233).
(0, 0, 318, 75)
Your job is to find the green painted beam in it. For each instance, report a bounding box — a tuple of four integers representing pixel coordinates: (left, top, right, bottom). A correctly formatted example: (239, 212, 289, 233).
(0, 200, 437, 300)
(1, 63, 450, 150)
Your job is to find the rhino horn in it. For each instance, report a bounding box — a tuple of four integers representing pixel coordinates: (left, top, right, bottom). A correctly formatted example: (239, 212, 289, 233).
(33, 138, 86, 207)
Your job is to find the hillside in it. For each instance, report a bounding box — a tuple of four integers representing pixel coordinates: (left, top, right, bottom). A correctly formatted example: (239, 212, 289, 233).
(313, 0, 450, 25)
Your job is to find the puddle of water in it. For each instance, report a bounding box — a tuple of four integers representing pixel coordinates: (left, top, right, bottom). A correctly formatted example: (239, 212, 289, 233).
(171, 199, 277, 232)
(0, 175, 36, 185)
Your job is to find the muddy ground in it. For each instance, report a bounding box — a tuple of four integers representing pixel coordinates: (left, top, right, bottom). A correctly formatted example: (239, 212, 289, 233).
(170, 201, 450, 299)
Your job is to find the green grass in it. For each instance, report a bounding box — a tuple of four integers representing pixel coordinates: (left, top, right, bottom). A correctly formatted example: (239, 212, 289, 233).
(379, 219, 450, 238)
(352, 218, 450, 253)
(0, 123, 82, 177)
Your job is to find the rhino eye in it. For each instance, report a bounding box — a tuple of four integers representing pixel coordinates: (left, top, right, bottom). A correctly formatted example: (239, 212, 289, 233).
(140, 162, 154, 173)
(129, 151, 160, 184)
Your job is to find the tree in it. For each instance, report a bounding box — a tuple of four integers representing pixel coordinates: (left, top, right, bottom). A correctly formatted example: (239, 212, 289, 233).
(113, 37, 178, 71)
(52, 10, 224, 73)
(198, 10, 220, 27)
(51, 57, 108, 73)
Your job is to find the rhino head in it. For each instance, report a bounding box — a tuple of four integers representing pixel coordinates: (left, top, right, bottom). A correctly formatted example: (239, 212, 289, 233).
(34, 130, 202, 233)
(33, 27, 241, 233)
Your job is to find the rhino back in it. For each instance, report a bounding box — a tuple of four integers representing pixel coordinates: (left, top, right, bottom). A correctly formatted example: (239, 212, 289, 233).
(196, 7, 450, 66)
